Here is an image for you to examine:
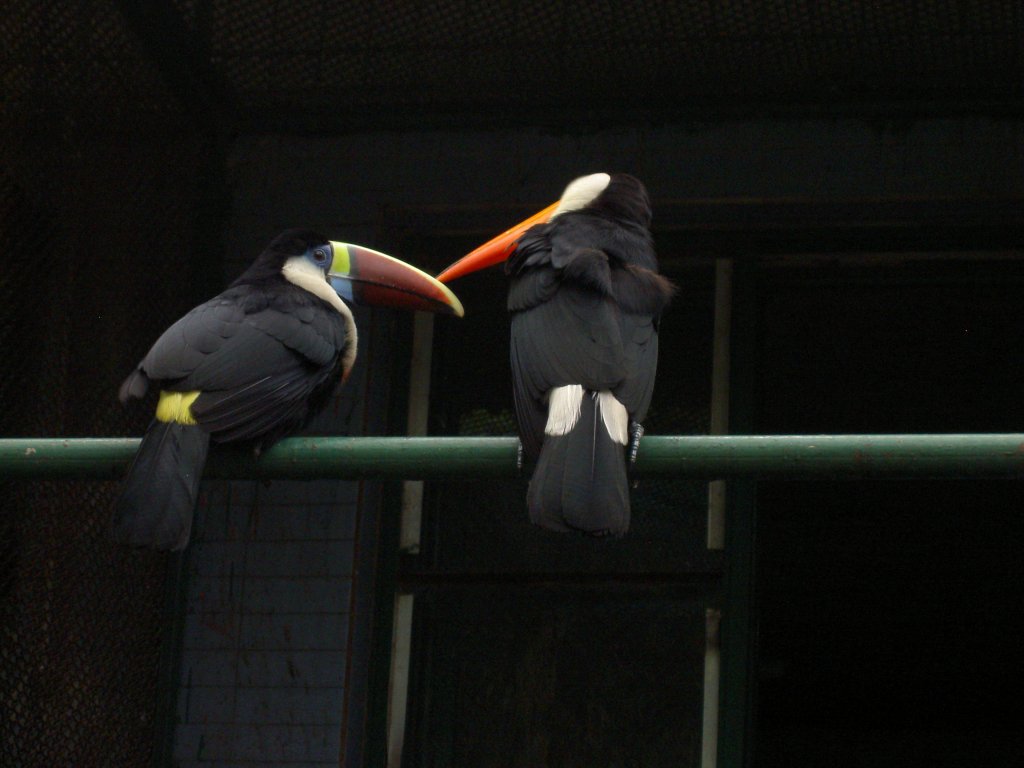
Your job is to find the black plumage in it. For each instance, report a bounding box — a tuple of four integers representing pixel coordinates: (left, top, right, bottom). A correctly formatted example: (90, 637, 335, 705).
(506, 174, 674, 535)
(114, 422, 210, 551)
(114, 230, 351, 550)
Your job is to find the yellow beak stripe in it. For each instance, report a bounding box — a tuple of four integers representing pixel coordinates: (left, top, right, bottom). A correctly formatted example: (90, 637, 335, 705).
(329, 240, 351, 276)
(156, 390, 201, 425)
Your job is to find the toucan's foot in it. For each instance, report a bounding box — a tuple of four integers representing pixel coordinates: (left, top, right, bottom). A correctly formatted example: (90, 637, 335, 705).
(516, 440, 524, 474)
(628, 421, 645, 464)
(628, 421, 644, 488)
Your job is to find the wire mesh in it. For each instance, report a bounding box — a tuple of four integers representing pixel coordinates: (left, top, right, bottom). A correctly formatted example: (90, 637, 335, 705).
(6, 1, 1014, 136)
(0, 480, 170, 767)
(211, 1, 1023, 120)
(0, 1, 211, 763)
(2, 0, 1023, 763)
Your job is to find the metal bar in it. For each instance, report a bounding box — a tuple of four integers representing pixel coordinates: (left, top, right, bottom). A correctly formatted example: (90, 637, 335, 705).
(701, 608, 723, 768)
(716, 258, 760, 768)
(389, 313, 434, 766)
(399, 313, 434, 552)
(4, 434, 1024, 480)
(386, 594, 415, 768)
(703, 258, 732, 768)
(707, 258, 733, 550)
(718, 478, 758, 768)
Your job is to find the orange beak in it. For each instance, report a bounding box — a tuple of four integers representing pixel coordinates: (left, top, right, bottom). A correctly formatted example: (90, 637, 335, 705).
(436, 200, 560, 283)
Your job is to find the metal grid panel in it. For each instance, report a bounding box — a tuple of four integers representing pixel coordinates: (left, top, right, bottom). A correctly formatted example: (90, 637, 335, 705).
(0, 127, 205, 760)
(0, 0, 1022, 762)
(1, 1, 210, 762)
(0, 481, 168, 766)
(4, 1, 1023, 137)
(1, 1, 182, 134)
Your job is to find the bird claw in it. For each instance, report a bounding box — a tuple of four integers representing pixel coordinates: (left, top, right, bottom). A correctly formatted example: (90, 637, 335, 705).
(628, 421, 644, 488)
(628, 421, 644, 464)
(516, 440, 524, 474)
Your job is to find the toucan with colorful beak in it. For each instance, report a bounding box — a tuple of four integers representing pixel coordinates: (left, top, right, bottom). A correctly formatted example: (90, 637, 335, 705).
(438, 173, 674, 536)
(114, 229, 463, 550)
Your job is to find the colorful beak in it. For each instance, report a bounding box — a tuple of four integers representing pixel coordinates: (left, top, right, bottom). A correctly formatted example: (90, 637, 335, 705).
(435, 200, 560, 283)
(328, 241, 464, 317)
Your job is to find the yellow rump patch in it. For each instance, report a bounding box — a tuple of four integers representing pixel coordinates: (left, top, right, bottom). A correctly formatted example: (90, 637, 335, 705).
(156, 390, 201, 425)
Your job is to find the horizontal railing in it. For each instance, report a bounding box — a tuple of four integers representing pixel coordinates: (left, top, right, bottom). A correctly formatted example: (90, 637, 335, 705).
(2, 434, 1024, 480)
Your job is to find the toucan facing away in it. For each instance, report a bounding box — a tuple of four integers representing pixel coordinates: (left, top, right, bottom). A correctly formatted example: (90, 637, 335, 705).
(114, 230, 463, 550)
(438, 173, 674, 536)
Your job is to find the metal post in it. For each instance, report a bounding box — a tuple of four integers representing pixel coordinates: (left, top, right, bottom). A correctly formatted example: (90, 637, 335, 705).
(388, 312, 434, 766)
(701, 608, 723, 768)
(708, 258, 733, 550)
(703, 257, 734, 768)
(717, 258, 759, 768)
(399, 313, 434, 552)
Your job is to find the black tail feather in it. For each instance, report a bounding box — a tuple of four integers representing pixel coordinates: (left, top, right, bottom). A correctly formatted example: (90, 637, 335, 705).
(112, 420, 211, 551)
(527, 392, 630, 536)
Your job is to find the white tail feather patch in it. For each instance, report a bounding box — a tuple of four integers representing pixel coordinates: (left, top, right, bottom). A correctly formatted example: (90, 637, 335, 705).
(545, 386, 628, 445)
(598, 391, 629, 445)
(545, 385, 584, 436)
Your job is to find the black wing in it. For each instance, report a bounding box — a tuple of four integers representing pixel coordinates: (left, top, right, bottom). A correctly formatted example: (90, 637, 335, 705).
(608, 263, 675, 420)
(126, 284, 349, 442)
(506, 219, 671, 458)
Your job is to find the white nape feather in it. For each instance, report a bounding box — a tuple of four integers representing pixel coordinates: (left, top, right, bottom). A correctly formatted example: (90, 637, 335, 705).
(550, 172, 611, 219)
(281, 255, 358, 375)
(597, 391, 629, 445)
(545, 385, 584, 436)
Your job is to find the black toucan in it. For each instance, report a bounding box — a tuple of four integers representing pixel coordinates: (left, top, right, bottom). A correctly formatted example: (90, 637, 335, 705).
(114, 229, 463, 550)
(438, 173, 674, 536)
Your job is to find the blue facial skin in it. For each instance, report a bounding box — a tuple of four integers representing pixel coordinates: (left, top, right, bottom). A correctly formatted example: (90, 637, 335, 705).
(309, 243, 356, 303)
(308, 243, 332, 270)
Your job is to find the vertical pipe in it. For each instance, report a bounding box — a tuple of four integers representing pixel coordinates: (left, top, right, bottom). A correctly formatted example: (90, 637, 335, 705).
(387, 312, 433, 766)
(386, 594, 416, 767)
(399, 313, 434, 553)
(701, 608, 723, 768)
(717, 259, 760, 768)
(702, 258, 732, 768)
(707, 258, 733, 550)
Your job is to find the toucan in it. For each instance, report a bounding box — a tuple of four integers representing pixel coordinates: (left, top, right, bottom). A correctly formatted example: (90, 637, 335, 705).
(438, 173, 674, 536)
(114, 229, 463, 550)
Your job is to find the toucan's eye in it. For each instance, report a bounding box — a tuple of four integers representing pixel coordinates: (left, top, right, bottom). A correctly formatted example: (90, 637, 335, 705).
(313, 248, 329, 264)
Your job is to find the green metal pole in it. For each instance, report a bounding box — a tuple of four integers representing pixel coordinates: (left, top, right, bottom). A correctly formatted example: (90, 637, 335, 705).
(716, 257, 759, 768)
(3, 434, 1024, 480)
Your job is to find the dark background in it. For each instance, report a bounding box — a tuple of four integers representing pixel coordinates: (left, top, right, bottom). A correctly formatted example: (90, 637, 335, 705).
(3, 2, 1024, 766)
(754, 259, 1024, 766)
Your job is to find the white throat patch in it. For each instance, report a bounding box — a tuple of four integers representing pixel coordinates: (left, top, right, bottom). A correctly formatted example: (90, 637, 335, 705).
(281, 256, 358, 375)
